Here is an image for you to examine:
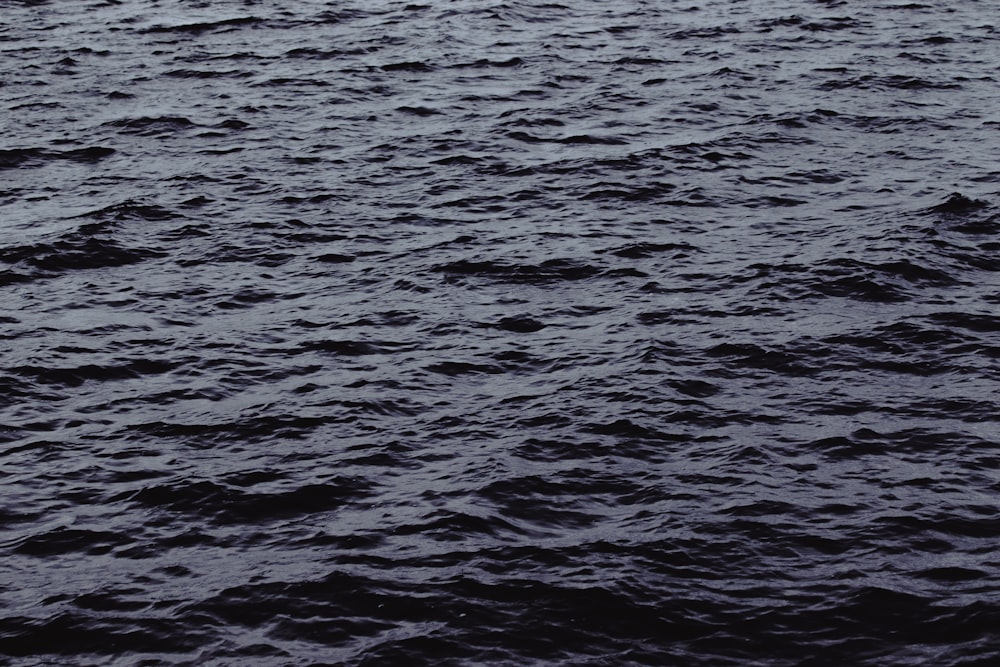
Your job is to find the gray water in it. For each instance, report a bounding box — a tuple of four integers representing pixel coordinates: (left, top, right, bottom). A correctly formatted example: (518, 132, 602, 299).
(2, 1, 1000, 665)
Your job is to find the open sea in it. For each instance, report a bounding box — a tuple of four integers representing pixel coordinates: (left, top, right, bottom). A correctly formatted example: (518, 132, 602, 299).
(2, 0, 1000, 664)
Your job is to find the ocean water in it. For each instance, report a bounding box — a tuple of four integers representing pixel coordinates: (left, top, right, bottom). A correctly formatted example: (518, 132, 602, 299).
(2, 0, 999, 664)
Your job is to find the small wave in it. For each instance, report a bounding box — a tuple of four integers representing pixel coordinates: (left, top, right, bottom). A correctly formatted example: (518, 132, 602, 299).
(433, 258, 602, 284)
(299, 339, 415, 356)
(490, 315, 546, 333)
(0, 146, 115, 170)
(451, 57, 524, 69)
(104, 116, 196, 136)
(143, 16, 265, 35)
(10, 359, 175, 388)
(127, 414, 345, 446)
(0, 231, 165, 279)
(744, 257, 963, 303)
(818, 74, 963, 91)
(506, 131, 629, 146)
(113, 478, 373, 525)
(163, 68, 252, 79)
(380, 61, 435, 73)
(927, 192, 990, 215)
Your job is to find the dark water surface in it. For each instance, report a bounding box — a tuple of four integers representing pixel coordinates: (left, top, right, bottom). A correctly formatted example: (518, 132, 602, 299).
(2, 0, 1000, 664)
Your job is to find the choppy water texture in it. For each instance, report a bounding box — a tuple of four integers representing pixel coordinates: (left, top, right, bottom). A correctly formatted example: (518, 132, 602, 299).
(2, 0, 1000, 664)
